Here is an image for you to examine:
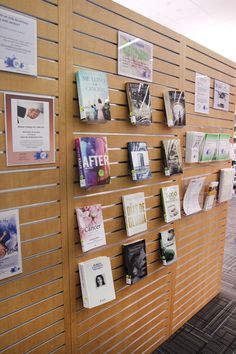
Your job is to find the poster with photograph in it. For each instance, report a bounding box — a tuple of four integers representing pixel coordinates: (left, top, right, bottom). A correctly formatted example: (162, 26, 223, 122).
(118, 31, 153, 82)
(194, 73, 210, 114)
(0, 7, 37, 76)
(213, 80, 230, 111)
(5, 92, 55, 166)
(0, 209, 22, 280)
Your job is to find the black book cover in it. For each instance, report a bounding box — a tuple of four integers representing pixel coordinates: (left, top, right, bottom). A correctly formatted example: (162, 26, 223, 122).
(161, 139, 183, 176)
(123, 239, 147, 285)
(126, 83, 152, 126)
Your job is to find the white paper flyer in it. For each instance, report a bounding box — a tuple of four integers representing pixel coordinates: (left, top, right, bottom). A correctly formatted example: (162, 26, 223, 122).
(183, 177, 205, 215)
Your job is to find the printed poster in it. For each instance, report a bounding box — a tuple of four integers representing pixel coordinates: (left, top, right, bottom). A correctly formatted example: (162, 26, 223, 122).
(5, 92, 55, 166)
(0, 209, 22, 280)
(118, 31, 153, 82)
(213, 80, 230, 111)
(0, 7, 37, 76)
(194, 73, 210, 114)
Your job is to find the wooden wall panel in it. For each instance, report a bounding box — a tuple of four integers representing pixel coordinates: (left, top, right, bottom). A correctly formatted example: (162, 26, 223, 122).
(0, 1, 68, 353)
(0, 1, 235, 353)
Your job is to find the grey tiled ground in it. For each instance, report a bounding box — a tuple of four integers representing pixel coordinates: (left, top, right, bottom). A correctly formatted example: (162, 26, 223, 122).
(153, 197, 236, 354)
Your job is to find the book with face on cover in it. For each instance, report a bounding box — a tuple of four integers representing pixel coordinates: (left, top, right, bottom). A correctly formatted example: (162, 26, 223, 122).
(161, 185, 181, 223)
(122, 192, 147, 237)
(123, 239, 147, 285)
(76, 204, 106, 252)
(127, 142, 151, 181)
(126, 83, 152, 126)
(78, 256, 116, 308)
(163, 90, 186, 127)
(161, 138, 183, 176)
(76, 70, 111, 123)
(159, 228, 177, 265)
(75, 137, 111, 188)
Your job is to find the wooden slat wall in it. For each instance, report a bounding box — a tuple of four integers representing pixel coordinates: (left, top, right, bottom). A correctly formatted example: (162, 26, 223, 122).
(0, 1, 70, 353)
(0, 1, 236, 353)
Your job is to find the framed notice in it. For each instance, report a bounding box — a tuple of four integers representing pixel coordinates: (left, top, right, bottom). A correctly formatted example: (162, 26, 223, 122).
(5, 92, 55, 166)
(213, 80, 230, 111)
(0, 7, 37, 76)
(194, 73, 210, 114)
(0, 209, 22, 280)
(118, 31, 153, 82)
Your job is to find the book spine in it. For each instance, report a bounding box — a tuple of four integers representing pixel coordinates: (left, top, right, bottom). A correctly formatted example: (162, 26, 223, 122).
(78, 263, 89, 308)
(123, 246, 132, 285)
(75, 139, 86, 188)
(127, 143, 136, 181)
(76, 72, 86, 121)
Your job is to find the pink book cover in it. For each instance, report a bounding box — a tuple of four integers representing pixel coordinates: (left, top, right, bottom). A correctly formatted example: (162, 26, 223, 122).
(76, 204, 106, 252)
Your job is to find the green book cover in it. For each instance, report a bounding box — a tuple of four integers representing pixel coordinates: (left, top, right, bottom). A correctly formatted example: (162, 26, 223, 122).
(200, 133, 218, 162)
(216, 134, 230, 160)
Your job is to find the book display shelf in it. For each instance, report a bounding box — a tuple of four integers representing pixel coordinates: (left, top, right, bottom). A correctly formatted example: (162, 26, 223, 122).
(0, 1, 235, 353)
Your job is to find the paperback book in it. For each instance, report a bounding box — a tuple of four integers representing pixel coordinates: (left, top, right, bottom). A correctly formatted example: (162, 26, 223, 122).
(159, 228, 177, 265)
(216, 133, 230, 161)
(126, 83, 152, 126)
(185, 132, 205, 163)
(76, 70, 111, 123)
(127, 142, 151, 181)
(75, 136, 111, 188)
(203, 181, 219, 211)
(161, 138, 183, 176)
(200, 133, 219, 162)
(123, 239, 147, 285)
(218, 168, 235, 203)
(163, 90, 186, 127)
(122, 192, 147, 237)
(0, 209, 22, 280)
(76, 204, 106, 252)
(161, 185, 181, 223)
(78, 256, 116, 308)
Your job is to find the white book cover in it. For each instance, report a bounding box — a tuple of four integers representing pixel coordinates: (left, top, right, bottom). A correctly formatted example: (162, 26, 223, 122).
(122, 192, 147, 237)
(218, 168, 235, 203)
(161, 185, 181, 223)
(185, 132, 205, 163)
(183, 177, 205, 215)
(159, 229, 177, 265)
(76, 204, 106, 252)
(78, 256, 116, 308)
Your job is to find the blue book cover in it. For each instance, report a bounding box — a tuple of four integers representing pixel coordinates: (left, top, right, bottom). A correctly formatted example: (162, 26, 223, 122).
(76, 70, 111, 123)
(128, 142, 151, 181)
(75, 137, 111, 188)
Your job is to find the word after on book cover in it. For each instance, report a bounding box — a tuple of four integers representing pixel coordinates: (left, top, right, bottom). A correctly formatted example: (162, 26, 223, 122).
(75, 136, 110, 188)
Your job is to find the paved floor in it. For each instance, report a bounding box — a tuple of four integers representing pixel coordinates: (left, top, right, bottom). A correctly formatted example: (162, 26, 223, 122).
(153, 197, 236, 354)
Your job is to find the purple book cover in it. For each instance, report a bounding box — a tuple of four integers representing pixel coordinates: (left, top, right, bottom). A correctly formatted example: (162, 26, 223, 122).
(75, 137, 111, 188)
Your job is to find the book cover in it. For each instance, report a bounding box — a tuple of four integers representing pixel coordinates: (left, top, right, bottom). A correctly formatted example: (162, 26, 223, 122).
(203, 181, 219, 211)
(159, 229, 177, 265)
(76, 204, 106, 252)
(76, 70, 111, 123)
(161, 139, 183, 176)
(126, 83, 152, 126)
(218, 168, 235, 203)
(185, 132, 205, 163)
(0, 209, 22, 280)
(122, 192, 147, 237)
(75, 137, 111, 188)
(123, 239, 147, 285)
(127, 142, 151, 181)
(163, 91, 186, 127)
(216, 133, 230, 160)
(200, 133, 219, 162)
(183, 177, 205, 215)
(78, 256, 116, 308)
(161, 185, 181, 223)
